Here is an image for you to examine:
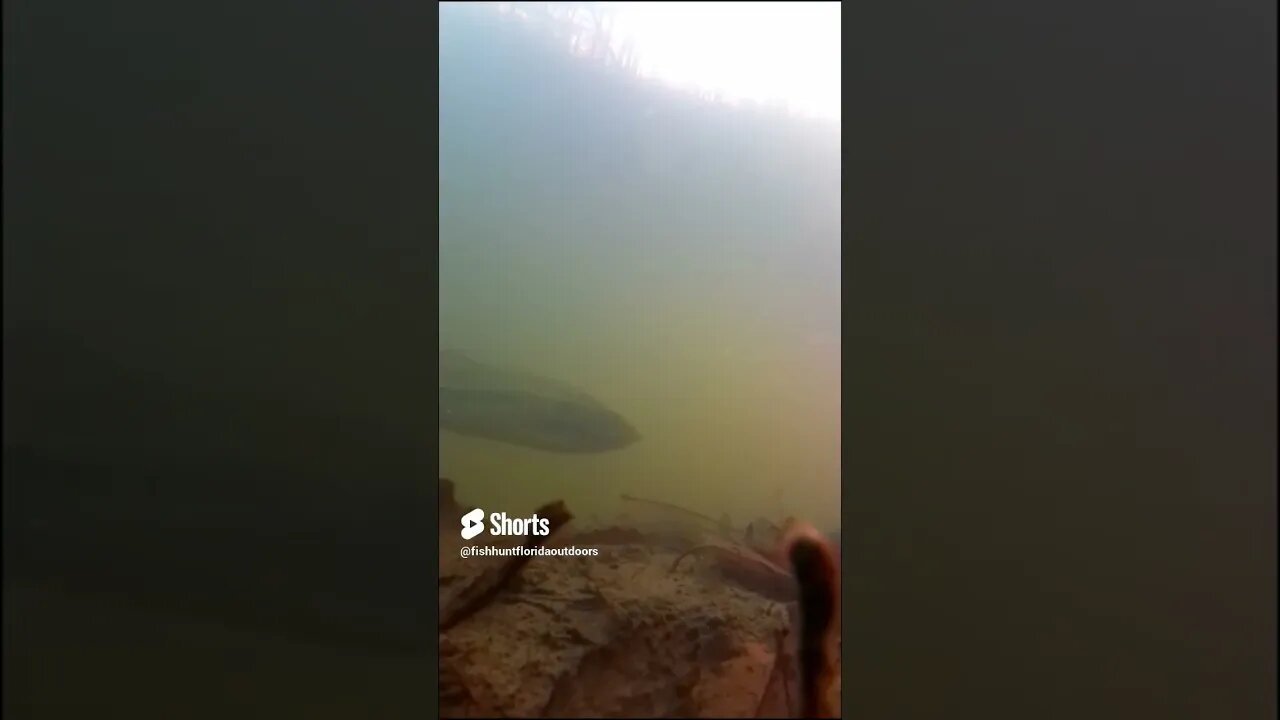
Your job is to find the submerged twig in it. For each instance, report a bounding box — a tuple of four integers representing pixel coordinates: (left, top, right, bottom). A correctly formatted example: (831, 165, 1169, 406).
(670, 542, 785, 576)
(440, 500, 574, 633)
(671, 543, 739, 573)
(671, 542, 798, 603)
(779, 628, 794, 717)
(620, 493, 725, 530)
(754, 627, 794, 718)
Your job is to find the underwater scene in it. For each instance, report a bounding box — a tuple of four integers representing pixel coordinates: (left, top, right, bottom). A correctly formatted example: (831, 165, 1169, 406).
(439, 3, 842, 717)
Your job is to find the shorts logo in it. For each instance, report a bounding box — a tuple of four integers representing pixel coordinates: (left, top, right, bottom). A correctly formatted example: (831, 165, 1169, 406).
(460, 508, 486, 540)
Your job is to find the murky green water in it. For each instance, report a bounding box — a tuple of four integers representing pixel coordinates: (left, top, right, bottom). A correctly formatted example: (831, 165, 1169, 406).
(439, 5, 841, 533)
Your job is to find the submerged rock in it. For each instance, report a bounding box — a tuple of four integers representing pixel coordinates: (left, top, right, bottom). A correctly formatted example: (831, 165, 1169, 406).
(439, 541, 797, 718)
(437, 481, 837, 718)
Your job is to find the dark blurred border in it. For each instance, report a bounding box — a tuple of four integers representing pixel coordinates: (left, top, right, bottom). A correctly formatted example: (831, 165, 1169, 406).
(3, 1, 440, 717)
(843, 1, 1275, 718)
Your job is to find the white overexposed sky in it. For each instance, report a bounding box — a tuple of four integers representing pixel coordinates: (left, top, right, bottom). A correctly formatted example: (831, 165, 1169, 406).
(605, 1, 841, 122)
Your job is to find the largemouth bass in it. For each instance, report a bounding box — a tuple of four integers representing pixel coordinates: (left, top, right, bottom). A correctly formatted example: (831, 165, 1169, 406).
(439, 350, 640, 454)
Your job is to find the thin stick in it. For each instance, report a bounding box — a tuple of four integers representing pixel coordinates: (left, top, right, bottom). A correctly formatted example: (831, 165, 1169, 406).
(670, 542, 783, 575)
(620, 492, 724, 528)
(754, 627, 794, 718)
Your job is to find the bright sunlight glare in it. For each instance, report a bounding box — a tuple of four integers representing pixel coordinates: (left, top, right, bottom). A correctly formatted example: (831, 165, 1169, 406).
(608, 2, 841, 122)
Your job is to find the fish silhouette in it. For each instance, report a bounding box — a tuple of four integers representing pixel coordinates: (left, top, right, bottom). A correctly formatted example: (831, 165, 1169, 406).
(439, 350, 640, 454)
